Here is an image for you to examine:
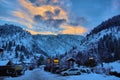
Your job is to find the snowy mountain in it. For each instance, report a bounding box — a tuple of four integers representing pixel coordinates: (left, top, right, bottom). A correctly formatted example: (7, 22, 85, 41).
(33, 34, 83, 56)
(0, 24, 84, 63)
(0, 24, 48, 63)
(79, 15, 120, 63)
(1, 15, 120, 64)
(60, 15, 120, 66)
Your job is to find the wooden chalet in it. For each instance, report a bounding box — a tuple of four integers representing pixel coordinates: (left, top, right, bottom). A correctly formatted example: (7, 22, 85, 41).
(66, 57, 75, 68)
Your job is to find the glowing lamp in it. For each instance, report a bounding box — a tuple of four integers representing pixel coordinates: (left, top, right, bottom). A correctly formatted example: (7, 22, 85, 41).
(54, 58, 59, 64)
(89, 57, 94, 60)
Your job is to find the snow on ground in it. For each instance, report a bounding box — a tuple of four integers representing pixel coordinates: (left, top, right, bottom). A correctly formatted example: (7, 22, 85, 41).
(103, 61, 120, 73)
(4, 66, 67, 80)
(4, 65, 120, 80)
(67, 73, 120, 80)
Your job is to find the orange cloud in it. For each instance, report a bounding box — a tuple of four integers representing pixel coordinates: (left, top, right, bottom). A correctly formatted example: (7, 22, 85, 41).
(6, 0, 86, 35)
(0, 16, 33, 28)
(13, 11, 34, 24)
(19, 0, 68, 21)
(60, 25, 87, 35)
(13, 11, 25, 19)
(27, 29, 57, 35)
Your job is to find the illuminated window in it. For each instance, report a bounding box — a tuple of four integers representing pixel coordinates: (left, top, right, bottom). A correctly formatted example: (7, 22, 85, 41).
(54, 58, 59, 64)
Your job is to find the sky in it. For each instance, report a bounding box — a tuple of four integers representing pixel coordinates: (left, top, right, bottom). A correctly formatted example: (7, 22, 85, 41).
(0, 0, 120, 35)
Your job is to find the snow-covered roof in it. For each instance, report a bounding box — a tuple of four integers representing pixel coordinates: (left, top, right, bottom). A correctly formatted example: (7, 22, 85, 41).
(23, 60, 31, 64)
(0, 60, 9, 66)
(66, 57, 75, 61)
(35, 54, 41, 57)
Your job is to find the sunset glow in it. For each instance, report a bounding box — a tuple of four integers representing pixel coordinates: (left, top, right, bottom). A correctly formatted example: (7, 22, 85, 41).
(0, 0, 119, 35)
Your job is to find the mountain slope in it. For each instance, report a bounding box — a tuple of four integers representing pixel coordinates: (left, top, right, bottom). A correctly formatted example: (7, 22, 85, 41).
(60, 15, 120, 66)
(80, 15, 120, 63)
(88, 15, 120, 36)
(33, 34, 84, 56)
(0, 24, 84, 63)
(0, 24, 48, 63)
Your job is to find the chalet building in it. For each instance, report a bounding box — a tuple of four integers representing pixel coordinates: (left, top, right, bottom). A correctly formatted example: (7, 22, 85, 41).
(0, 60, 13, 76)
(44, 57, 76, 73)
(66, 57, 75, 68)
(88, 57, 96, 67)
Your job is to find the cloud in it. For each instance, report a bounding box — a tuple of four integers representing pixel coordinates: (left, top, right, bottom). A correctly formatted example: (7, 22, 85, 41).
(100, 0, 120, 22)
(60, 24, 87, 35)
(45, 19, 66, 28)
(69, 16, 88, 27)
(33, 15, 43, 22)
(13, 11, 34, 24)
(27, 24, 87, 35)
(0, 0, 87, 35)
(27, 29, 57, 35)
(20, 0, 68, 21)
(112, 0, 120, 11)
(0, 16, 33, 29)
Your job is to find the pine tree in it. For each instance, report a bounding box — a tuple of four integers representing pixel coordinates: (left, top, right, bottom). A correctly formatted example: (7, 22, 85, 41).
(15, 51, 18, 58)
(37, 55, 44, 66)
(20, 54, 24, 62)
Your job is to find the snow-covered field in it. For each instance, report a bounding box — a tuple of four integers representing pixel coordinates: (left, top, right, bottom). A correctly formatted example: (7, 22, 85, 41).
(4, 66, 120, 80)
(67, 73, 120, 80)
(103, 61, 120, 73)
(5, 68, 67, 80)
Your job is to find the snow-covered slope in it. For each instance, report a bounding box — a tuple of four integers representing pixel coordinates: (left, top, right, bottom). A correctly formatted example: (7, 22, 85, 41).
(102, 60, 120, 73)
(80, 27, 120, 51)
(0, 24, 84, 63)
(0, 24, 47, 63)
(76, 27, 120, 64)
(33, 34, 83, 56)
(5, 66, 120, 80)
(78, 15, 120, 63)
(61, 15, 120, 64)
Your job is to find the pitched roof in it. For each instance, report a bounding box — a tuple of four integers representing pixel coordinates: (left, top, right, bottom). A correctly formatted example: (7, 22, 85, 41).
(0, 60, 9, 66)
(66, 57, 75, 61)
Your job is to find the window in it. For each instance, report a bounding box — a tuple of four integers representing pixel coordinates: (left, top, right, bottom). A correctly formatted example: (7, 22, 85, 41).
(69, 69, 78, 71)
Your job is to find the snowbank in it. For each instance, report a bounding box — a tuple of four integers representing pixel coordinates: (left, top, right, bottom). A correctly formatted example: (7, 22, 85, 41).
(101, 61, 120, 73)
(67, 73, 119, 80)
(5, 67, 120, 80)
(109, 61, 120, 73)
(5, 68, 66, 80)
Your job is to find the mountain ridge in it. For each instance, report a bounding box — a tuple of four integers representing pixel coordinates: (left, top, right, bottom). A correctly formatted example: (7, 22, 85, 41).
(0, 24, 84, 63)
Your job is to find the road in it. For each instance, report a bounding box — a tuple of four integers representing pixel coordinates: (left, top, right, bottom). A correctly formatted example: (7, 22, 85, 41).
(0, 77, 4, 80)
(0, 76, 9, 80)
(4, 68, 68, 80)
(4, 66, 120, 80)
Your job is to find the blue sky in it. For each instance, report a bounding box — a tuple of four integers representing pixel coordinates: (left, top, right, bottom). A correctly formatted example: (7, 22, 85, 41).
(71, 0, 120, 29)
(0, 0, 120, 35)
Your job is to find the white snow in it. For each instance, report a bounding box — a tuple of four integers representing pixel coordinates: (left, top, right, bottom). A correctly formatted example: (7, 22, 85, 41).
(110, 62, 120, 73)
(67, 73, 120, 80)
(5, 67, 67, 80)
(0, 60, 9, 66)
(34, 34, 84, 56)
(103, 61, 120, 73)
(4, 65, 120, 80)
(80, 27, 120, 52)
